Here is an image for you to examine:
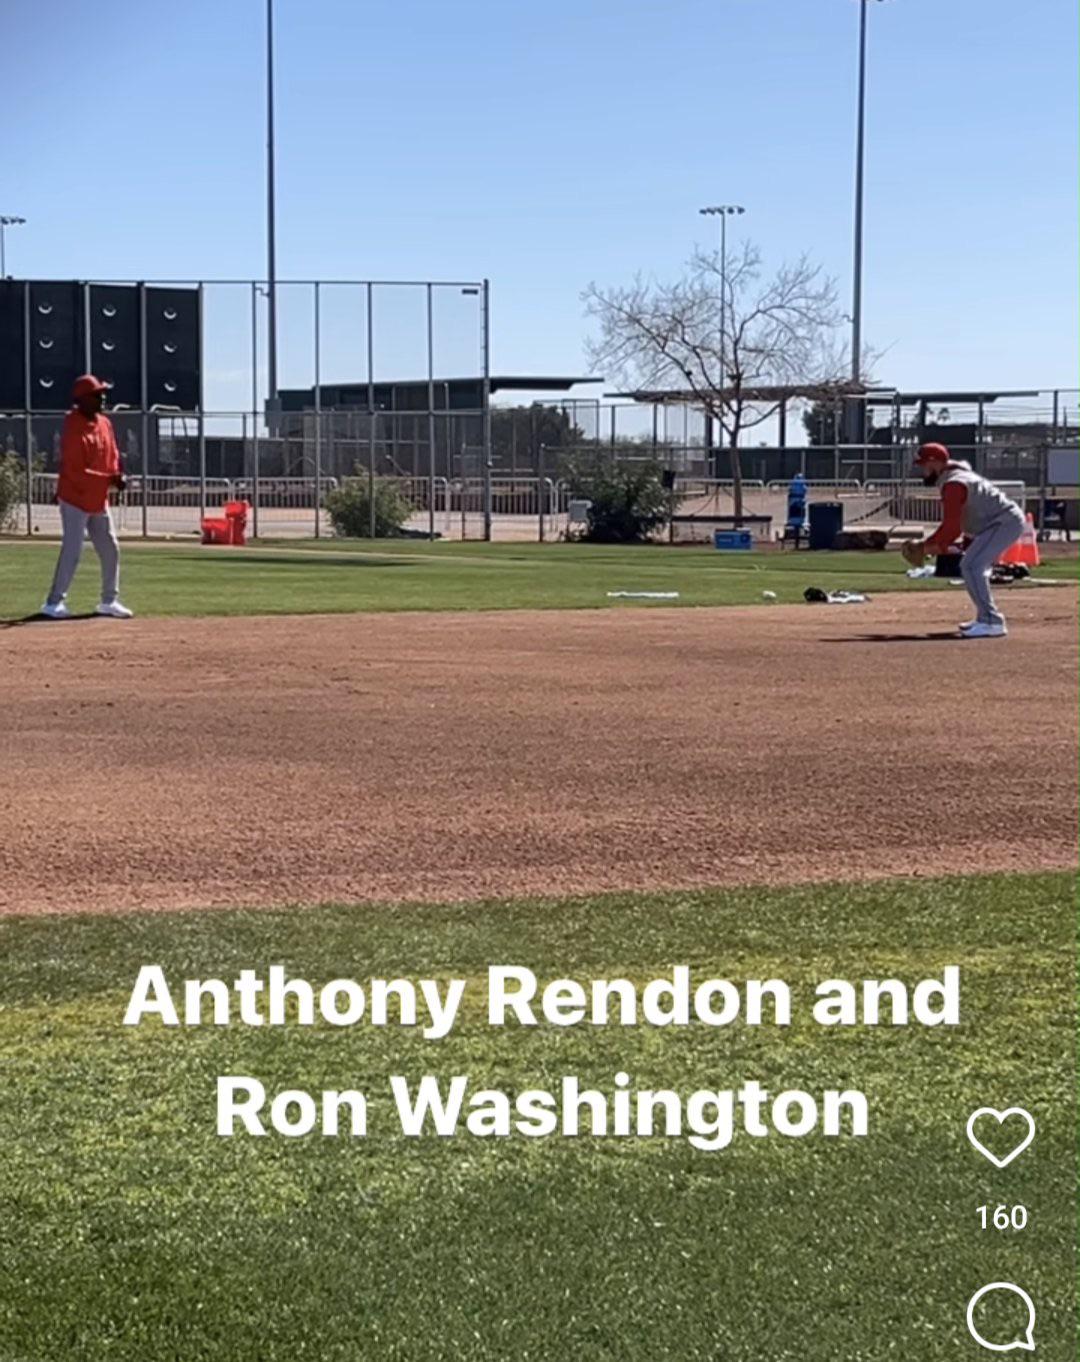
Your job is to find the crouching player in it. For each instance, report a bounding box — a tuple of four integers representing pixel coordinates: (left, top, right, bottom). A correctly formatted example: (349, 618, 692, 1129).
(905, 442, 1025, 638)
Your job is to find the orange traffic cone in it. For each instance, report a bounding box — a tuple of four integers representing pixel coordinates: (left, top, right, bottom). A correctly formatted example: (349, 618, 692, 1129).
(998, 513, 1040, 568)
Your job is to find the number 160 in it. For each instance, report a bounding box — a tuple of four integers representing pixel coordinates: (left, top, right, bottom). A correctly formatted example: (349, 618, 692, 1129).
(978, 1204, 1028, 1231)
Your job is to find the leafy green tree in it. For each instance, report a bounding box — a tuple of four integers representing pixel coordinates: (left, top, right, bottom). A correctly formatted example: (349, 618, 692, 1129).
(802, 398, 843, 446)
(0, 452, 27, 533)
(325, 470, 414, 538)
(490, 404, 585, 470)
(561, 452, 675, 543)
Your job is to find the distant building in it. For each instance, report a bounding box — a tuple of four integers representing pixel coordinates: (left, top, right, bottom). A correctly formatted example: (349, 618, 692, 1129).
(269, 375, 599, 478)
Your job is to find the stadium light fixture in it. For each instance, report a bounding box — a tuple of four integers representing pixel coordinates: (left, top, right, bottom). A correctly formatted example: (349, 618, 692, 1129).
(0, 215, 26, 277)
(697, 205, 746, 392)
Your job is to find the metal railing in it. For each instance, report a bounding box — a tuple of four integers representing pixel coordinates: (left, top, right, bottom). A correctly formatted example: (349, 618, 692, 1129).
(451, 477, 560, 542)
(637, 476, 1030, 545)
(25, 472, 237, 537)
(2, 413, 1053, 543)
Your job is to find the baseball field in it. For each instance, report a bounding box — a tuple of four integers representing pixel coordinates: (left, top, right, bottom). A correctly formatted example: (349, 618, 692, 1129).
(1, 538, 1077, 1360)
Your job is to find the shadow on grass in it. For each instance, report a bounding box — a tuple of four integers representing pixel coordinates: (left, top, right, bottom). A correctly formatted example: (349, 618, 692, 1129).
(218, 553, 421, 572)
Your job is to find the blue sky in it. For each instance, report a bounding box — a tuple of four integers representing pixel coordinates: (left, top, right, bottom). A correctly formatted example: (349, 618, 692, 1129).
(5, 0, 1077, 396)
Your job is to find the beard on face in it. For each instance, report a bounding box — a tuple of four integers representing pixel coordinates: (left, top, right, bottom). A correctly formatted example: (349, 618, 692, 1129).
(922, 471, 940, 487)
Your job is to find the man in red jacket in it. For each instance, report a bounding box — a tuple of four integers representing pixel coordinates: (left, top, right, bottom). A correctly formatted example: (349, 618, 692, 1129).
(41, 375, 134, 619)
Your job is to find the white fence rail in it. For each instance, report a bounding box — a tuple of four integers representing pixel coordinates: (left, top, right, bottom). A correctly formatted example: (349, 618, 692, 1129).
(449, 477, 562, 541)
(11, 470, 1031, 543)
(233, 477, 340, 509)
(622, 476, 1030, 546)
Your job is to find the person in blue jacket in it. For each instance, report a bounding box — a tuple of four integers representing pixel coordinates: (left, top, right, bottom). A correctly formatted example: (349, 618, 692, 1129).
(787, 472, 808, 535)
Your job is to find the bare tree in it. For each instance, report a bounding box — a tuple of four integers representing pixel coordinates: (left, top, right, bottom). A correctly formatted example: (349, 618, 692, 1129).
(584, 245, 855, 520)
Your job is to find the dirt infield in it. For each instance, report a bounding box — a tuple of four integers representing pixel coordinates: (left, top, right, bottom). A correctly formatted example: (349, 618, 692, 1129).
(1, 589, 1076, 916)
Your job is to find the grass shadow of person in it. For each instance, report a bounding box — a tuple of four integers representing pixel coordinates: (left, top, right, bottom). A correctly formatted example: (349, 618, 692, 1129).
(227, 553, 421, 571)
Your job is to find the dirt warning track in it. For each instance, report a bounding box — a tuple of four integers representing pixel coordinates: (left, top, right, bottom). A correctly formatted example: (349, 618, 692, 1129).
(1, 590, 1076, 915)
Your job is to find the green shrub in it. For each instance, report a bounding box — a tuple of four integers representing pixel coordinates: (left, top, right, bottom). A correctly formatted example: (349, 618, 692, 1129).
(0, 452, 27, 533)
(324, 472, 414, 538)
(561, 453, 675, 543)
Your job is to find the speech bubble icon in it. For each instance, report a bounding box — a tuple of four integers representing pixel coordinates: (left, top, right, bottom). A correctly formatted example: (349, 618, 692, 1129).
(966, 1283, 1036, 1352)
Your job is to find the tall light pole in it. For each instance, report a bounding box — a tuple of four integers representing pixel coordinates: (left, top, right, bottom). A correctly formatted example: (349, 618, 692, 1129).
(0, 216, 26, 277)
(699, 205, 745, 470)
(698, 205, 745, 381)
(851, 1, 884, 387)
(266, 0, 278, 404)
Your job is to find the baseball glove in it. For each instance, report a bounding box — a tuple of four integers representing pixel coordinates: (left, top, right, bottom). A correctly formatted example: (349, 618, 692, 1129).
(901, 540, 927, 568)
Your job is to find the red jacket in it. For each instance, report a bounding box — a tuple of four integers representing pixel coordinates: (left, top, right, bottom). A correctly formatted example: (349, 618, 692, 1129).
(57, 410, 121, 513)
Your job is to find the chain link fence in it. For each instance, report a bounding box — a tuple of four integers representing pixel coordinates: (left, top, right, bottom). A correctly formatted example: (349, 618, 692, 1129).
(0, 281, 1073, 545)
(2, 425, 1061, 543)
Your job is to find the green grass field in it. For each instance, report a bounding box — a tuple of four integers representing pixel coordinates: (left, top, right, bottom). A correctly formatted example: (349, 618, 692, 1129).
(2, 536, 1076, 618)
(2, 534, 1075, 1357)
(0, 872, 1074, 1361)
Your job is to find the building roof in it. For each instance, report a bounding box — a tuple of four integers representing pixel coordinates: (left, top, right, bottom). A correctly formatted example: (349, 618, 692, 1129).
(606, 384, 1048, 408)
(861, 389, 1040, 406)
(279, 375, 600, 398)
(488, 375, 601, 393)
(605, 381, 866, 405)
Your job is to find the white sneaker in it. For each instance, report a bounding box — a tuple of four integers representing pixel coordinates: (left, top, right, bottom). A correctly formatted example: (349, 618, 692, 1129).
(961, 622, 1007, 639)
(40, 601, 70, 619)
(958, 620, 977, 632)
(95, 601, 134, 619)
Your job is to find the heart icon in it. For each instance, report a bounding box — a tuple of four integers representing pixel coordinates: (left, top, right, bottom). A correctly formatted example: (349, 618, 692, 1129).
(966, 1107, 1035, 1169)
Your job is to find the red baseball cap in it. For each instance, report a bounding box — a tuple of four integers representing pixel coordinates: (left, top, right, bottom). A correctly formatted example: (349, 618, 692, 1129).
(71, 374, 112, 400)
(913, 442, 950, 466)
